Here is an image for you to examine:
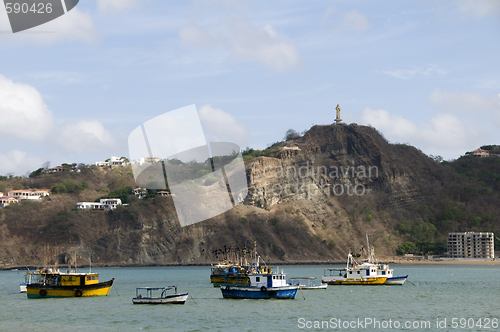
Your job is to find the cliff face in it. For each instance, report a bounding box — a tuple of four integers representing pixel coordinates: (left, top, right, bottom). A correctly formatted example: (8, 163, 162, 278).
(246, 124, 443, 213)
(2, 123, 496, 268)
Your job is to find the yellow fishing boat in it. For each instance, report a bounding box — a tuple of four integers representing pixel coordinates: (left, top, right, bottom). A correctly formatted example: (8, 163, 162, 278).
(322, 252, 388, 285)
(26, 268, 114, 298)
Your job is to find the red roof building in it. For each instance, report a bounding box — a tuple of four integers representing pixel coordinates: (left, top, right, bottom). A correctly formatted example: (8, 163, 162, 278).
(471, 148, 490, 157)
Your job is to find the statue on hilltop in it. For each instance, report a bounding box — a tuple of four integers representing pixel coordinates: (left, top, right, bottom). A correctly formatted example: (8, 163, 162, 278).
(335, 104, 342, 124)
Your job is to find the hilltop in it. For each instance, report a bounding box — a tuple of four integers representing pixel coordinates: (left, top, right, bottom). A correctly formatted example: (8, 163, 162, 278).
(0, 123, 499, 268)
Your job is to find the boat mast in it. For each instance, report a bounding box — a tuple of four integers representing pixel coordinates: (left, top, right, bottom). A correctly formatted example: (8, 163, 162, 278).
(366, 233, 371, 263)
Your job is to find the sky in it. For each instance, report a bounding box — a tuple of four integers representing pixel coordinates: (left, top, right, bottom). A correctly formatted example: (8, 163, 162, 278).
(0, 0, 499, 176)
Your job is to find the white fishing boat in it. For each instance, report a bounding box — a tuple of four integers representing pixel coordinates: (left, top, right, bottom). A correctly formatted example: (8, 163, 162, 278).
(323, 234, 407, 285)
(289, 277, 327, 289)
(132, 286, 188, 304)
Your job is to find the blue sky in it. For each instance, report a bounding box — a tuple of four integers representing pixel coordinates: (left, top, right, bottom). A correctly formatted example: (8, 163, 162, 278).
(1, 0, 499, 175)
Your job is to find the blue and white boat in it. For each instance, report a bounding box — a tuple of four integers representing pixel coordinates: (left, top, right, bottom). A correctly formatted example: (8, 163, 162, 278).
(384, 275, 408, 285)
(220, 266, 298, 299)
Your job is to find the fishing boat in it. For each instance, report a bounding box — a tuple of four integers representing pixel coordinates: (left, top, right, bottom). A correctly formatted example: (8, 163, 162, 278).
(210, 263, 250, 287)
(322, 252, 389, 285)
(132, 286, 188, 304)
(26, 268, 114, 298)
(289, 277, 328, 290)
(323, 234, 407, 285)
(210, 242, 262, 287)
(220, 266, 298, 299)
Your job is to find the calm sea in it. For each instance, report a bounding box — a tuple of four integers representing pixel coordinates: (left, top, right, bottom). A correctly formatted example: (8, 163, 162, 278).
(1, 264, 499, 331)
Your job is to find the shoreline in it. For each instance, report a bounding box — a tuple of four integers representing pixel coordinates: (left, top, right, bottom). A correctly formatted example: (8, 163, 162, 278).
(3, 258, 499, 270)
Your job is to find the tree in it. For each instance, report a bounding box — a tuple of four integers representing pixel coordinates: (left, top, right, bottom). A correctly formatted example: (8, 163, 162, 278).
(29, 168, 45, 178)
(284, 129, 300, 141)
(51, 183, 67, 194)
(396, 241, 417, 255)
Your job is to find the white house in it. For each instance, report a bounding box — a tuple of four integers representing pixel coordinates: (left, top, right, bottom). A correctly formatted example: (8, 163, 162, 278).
(133, 188, 147, 198)
(77, 198, 125, 210)
(8, 190, 50, 201)
(132, 156, 161, 165)
(0, 197, 18, 207)
(95, 156, 129, 167)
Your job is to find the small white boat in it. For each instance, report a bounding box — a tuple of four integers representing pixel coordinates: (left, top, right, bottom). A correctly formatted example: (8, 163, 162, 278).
(132, 286, 188, 304)
(20, 271, 37, 293)
(384, 275, 408, 285)
(289, 277, 327, 290)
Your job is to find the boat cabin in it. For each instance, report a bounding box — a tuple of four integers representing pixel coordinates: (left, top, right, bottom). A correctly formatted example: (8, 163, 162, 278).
(248, 270, 288, 289)
(60, 273, 100, 286)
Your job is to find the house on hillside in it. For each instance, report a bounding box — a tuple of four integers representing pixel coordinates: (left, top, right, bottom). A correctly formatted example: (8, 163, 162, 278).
(46, 166, 68, 173)
(76, 198, 125, 210)
(95, 161, 108, 167)
(131, 156, 161, 165)
(8, 190, 50, 201)
(133, 187, 147, 199)
(45, 165, 80, 173)
(0, 197, 18, 207)
(95, 156, 129, 167)
(471, 148, 490, 157)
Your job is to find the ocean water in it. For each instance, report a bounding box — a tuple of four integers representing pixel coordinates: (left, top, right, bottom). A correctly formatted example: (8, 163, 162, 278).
(1, 264, 499, 331)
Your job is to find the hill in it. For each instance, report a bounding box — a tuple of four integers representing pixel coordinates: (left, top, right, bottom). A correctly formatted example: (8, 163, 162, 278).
(0, 123, 499, 268)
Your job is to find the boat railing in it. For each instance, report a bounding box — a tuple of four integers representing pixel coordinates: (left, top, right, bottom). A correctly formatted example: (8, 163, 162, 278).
(135, 286, 179, 298)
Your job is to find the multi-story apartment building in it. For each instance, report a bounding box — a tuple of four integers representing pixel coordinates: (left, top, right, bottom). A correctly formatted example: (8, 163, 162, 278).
(447, 232, 495, 258)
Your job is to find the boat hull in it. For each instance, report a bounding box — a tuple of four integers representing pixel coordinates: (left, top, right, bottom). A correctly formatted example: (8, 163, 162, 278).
(133, 293, 188, 304)
(384, 275, 408, 285)
(20, 283, 27, 293)
(26, 279, 114, 298)
(300, 284, 328, 290)
(220, 285, 298, 299)
(322, 277, 387, 285)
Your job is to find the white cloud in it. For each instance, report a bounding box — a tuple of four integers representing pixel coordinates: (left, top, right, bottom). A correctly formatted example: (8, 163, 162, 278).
(0, 75, 118, 174)
(429, 88, 500, 112)
(0, 75, 54, 140)
(97, 0, 140, 13)
(54, 120, 117, 153)
(179, 19, 301, 71)
(383, 65, 446, 80)
(360, 107, 484, 158)
(198, 104, 250, 147)
(0, 7, 99, 45)
(453, 0, 500, 17)
(0, 150, 44, 176)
